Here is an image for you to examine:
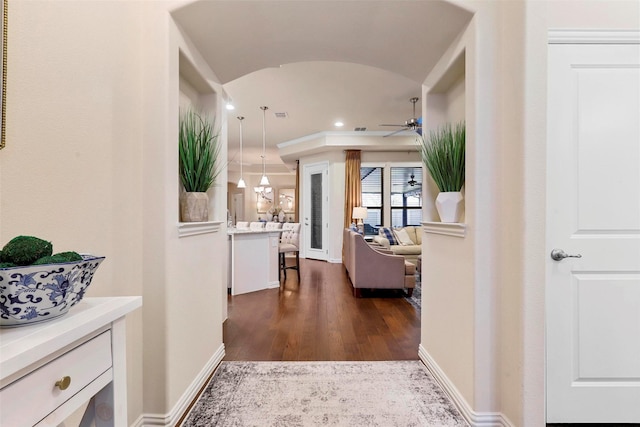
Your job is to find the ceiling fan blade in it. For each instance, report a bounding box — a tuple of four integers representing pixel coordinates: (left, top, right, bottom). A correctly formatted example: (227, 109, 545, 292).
(383, 127, 409, 138)
(379, 124, 405, 127)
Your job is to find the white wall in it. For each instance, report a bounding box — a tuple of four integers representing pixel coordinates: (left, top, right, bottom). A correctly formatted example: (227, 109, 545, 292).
(2, 1, 229, 423)
(422, 1, 640, 426)
(2, 0, 146, 420)
(421, 13, 479, 410)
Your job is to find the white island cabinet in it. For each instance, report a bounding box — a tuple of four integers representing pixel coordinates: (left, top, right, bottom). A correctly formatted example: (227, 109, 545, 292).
(228, 228, 282, 295)
(0, 296, 142, 426)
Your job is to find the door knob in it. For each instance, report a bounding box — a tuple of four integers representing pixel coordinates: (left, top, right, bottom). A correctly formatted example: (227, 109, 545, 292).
(550, 249, 582, 261)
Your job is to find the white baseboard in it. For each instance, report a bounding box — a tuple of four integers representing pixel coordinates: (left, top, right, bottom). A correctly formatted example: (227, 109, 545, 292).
(267, 281, 280, 289)
(130, 343, 225, 427)
(418, 345, 514, 427)
(328, 258, 342, 263)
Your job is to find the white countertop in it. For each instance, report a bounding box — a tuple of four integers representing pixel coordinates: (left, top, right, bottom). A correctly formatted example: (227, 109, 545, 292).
(228, 228, 284, 235)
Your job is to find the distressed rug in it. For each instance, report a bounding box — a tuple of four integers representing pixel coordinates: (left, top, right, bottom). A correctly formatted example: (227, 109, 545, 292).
(406, 274, 422, 310)
(183, 361, 467, 427)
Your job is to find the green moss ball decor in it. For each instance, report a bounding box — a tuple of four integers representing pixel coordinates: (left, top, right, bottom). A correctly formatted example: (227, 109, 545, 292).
(55, 251, 83, 262)
(1, 236, 53, 266)
(33, 252, 83, 265)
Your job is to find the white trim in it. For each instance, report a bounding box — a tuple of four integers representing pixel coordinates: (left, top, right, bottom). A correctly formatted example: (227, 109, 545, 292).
(267, 280, 280, 289)
(277, 130, 416, 148)
(130, 344, 225, 427)
(177, 221, 223, 237)
(548, 30, 640, 44)
(328, 258, 342, 263)
(422, 221, 466, 237)
(418, 345, 515, 427)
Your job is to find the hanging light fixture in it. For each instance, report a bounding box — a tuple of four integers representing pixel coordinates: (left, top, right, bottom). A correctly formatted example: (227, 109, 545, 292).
(259, 106, 270, 186)
(236, 116, 246, 189)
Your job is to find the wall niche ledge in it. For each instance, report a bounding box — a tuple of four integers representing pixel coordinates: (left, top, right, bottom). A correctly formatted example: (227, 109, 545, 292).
(178, 221, 223, 238)
(422, 221, 466, 238)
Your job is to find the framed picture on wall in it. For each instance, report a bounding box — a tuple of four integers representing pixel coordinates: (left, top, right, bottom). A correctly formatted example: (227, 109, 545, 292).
(256, 187, 274, 213)
(1, 0, 7, 150)
(278, 188, 295, 213)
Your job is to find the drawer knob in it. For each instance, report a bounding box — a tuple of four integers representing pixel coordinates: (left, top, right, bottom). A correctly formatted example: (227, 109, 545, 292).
(55, 376, 71, 391)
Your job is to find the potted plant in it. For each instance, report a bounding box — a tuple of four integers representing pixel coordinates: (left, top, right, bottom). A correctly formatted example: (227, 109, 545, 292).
(179, 109, 223, 222)
(417, 122, 466, 223)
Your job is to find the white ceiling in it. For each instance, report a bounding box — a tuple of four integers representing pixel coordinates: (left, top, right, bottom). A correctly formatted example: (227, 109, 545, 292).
(171, 0, 472, 173)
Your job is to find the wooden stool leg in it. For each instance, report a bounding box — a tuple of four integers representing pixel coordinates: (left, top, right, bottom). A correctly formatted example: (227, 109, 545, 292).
(283, 253, 287, 279)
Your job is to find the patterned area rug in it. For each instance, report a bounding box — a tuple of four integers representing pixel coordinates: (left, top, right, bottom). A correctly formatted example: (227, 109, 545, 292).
(406, 273, 422, 310)
(183, 361, 467, 427)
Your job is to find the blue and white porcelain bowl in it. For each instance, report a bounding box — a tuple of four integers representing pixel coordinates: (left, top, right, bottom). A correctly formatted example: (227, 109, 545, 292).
(0, 255, 105, 327)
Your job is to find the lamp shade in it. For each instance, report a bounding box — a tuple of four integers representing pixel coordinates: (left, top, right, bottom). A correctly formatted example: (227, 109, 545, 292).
(352, 207, 368, 220)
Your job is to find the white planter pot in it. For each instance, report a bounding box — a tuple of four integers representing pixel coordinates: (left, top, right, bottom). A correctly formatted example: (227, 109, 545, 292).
(180, 192, 209, 222)
(435, 191, 463, 223)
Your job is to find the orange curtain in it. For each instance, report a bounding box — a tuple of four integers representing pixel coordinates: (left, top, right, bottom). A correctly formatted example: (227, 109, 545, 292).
(344, 150, 362, 229)
(294, 160, 300, 222)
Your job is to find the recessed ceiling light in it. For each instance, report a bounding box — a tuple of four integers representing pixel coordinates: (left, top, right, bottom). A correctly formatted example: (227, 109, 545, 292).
(226, 103, 235, 111)
(334, 121, 344, 127)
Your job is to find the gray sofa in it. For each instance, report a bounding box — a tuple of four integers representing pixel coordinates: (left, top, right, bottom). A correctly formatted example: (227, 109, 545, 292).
(343, 229, 415, 297)
(372, 225, 422, 264)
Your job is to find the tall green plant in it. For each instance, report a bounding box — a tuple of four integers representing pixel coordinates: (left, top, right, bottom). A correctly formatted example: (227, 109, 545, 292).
(417, 122, 466, 192)
(179, 109, 223, 193)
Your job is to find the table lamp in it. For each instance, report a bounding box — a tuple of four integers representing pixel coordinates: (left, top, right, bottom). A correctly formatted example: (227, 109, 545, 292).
(352, 207, 368, 235)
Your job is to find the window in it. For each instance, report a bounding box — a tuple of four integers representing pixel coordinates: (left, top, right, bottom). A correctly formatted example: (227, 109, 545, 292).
(390, 167, 422, 228)
(360, 167, 382, 235)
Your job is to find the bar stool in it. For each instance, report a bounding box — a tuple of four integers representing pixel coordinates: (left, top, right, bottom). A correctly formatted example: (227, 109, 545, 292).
(279, 223, 301, 281)
(265, 222, 283, 231)
(249, 221, 265, 231)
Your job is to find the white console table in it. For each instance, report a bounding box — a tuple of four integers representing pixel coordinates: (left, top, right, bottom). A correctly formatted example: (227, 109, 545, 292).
(0, 296, 142, 426)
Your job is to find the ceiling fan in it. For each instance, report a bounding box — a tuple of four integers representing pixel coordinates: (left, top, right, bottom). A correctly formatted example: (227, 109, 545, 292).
(380, 97, 422, 137)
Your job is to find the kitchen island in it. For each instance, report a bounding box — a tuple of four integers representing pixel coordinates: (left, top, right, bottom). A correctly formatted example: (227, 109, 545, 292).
(227, 228, 282, 295)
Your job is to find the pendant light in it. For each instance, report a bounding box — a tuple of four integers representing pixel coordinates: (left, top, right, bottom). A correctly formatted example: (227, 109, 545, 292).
(259, 106, 270, 186)
(236, 116, 246, 189)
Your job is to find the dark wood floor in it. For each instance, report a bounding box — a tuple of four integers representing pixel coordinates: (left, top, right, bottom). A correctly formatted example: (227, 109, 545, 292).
(223, 258, 421, 361)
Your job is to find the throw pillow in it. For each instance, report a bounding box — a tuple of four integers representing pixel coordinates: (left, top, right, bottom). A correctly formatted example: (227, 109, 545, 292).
(394, 228, 414, 246)
(379, 227, 398, 245)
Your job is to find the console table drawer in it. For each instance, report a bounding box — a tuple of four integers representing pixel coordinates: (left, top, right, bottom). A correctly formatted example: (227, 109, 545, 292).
(0, 331, 112, 426)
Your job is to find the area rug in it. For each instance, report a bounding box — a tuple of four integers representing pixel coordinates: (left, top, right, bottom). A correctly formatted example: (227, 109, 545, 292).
(406, 273, 422, 310)
(183, 361, 467, 427)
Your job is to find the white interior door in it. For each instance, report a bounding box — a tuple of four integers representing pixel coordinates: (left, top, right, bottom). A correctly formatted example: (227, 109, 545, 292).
(303, 162, 329, 261)
(546, 40, 640, 423)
